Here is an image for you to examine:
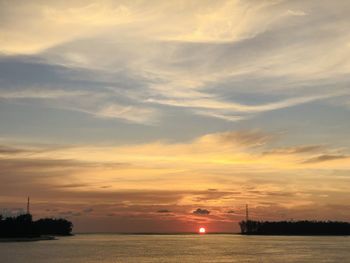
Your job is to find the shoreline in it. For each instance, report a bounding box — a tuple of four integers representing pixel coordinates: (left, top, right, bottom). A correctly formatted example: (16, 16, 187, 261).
(0, 236, 56, 242)
(240, 234, 350, 236)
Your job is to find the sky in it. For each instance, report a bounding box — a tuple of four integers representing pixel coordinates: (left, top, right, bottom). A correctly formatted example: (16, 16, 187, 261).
(0, 0, 350, 233)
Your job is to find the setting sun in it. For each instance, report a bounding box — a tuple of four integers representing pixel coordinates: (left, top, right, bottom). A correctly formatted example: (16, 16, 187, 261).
(199, 227, 206, 234)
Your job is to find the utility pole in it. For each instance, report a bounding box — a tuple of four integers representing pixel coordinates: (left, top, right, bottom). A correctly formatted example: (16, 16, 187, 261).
(27, 196, 30, 215)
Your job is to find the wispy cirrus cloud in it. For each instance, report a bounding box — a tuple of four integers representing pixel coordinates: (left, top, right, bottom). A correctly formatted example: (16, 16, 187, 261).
(263, 145, 324, 155)
(95, 104, 159, 124)
(146, 91, 346, 121)
(303, 154, 350, 164)
(0, 88, 87, 99)
(0, 86, 160, 124)
(1, 0, 350, 125)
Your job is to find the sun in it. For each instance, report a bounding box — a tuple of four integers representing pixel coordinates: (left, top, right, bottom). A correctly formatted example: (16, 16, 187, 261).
(199, 227, 206, 234)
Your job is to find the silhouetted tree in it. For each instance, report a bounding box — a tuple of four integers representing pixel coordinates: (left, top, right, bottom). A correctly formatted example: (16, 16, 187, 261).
(35, 218, 73, 236)
(239, 220, 350, 235)
(0, 214, 73, 238)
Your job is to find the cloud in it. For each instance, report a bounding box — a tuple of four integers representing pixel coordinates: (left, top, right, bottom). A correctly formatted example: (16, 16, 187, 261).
(0, 1, 135, 54)
(95, 104, 159, 124)
(0, 57, 160, 124)
(83, 208, 94, 213)
(0, 1, 296, 54)
(193, 208, 210, 215)
(191, 190, 239, 203)
(1, 130, 349, 202)
(0, 145, 30, 155)
(286, 9, 307, 17)
(264, 145, 324, 155)
(303, 154, 349, 164)
(0, 88, 87, 99)
(0, 157, 126, 170)
(2, 0, 350, 126)
(147, 92, 347, 122)
(0, 85, 160, 125)
(194, 110, 245, 122)
(58, 210, 81, 217)
(201, 130, 271, 147)
(56, 183, 89, 189)
(157, 209, 171, 213)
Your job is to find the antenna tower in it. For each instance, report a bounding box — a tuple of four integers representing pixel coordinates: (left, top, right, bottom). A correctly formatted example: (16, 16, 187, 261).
(246, 204, 249, 222)
(27, 197, 30, 215)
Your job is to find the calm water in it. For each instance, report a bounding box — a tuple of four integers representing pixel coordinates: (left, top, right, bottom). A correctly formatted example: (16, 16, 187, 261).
(0, 234, 349, 263)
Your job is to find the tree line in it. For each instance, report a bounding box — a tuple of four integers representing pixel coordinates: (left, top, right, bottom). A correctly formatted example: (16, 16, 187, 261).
(239, 220, 350, 235)
(0, 213, 73, 238)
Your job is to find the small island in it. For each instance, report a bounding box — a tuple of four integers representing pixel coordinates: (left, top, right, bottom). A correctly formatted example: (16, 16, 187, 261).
(239, 220, 350, 235)
(0, 213, 73, 242)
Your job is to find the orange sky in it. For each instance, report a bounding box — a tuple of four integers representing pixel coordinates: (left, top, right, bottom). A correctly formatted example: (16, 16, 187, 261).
(1, 130, 349, 232)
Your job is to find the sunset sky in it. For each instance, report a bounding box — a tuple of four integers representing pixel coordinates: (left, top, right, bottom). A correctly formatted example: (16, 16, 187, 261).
(1, 0, 350, 233)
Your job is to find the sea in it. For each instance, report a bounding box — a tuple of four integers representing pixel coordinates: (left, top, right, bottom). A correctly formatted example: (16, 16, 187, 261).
(0, 234, 349, 262)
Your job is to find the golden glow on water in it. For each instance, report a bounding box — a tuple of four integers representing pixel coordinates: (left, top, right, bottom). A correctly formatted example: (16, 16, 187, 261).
(2, 234, 350, 262)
